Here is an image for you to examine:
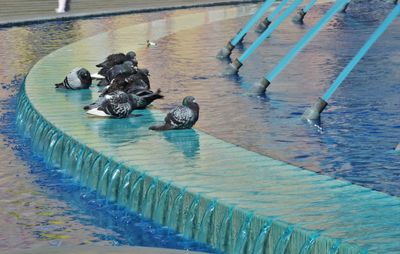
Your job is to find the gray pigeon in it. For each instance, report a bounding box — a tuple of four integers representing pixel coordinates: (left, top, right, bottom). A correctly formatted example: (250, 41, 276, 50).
(55, 67, 92, 89)
(149, 96, 199, 131)
(85, 91, 133, 118)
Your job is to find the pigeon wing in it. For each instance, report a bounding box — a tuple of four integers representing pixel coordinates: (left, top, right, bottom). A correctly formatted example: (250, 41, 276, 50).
(99, 92, 132, 118)
(165, 106, 193, 129)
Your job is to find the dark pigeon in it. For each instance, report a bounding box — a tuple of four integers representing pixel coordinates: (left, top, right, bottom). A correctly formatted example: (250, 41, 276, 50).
(136, 68, 151, 88)
(85, 91, 133, 118)
(96, 51, 137, 76)
(97, 61, 136, 87)
(149, 96, 199, 131)
(84, 89, 163, 112)
(55, 67, 92, 90)
(99, 72, 149, 96)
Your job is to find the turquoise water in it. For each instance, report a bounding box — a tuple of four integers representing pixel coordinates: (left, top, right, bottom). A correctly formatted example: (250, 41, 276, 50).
(0, 8, 221, 252)
(138, 0, 400, 196)
(1, 0, 399, 252)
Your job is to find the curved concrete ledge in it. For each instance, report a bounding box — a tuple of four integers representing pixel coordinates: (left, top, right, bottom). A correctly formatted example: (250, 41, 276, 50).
(16, 5, 400, 254)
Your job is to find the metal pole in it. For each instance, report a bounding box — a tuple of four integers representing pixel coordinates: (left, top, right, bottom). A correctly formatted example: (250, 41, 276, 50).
(292, 0, 318, 23)
(255, 0, 290, 33)
(251, 0, 351, 95)
(303, 3, 399, 120)
(223, 0, 304, 75)
(216, 0, 276, 59)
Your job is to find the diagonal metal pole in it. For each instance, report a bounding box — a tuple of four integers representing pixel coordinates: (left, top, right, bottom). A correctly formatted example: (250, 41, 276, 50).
(223, 0, 304, 75)
(255, 0, 290, 33)
(251, 0, 351, 95)
(292, 0, 318, 23)
(216, 0, 276, 59)
(303, 3, 400, 120)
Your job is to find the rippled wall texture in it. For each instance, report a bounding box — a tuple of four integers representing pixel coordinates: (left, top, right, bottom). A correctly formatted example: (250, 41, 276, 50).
(17, 84, 364, 254)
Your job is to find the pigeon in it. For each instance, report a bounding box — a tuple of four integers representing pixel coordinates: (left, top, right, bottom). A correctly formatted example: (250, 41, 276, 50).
(96, 51, 137, 68)
(85, 91, 134, 118)
(136, 68, 151, 89)
(84, 89, 163, 112)
(96, 51, 137, 76)
(97, 61, 136, 87)
(55, 67, 92, 89)
(128, 89, 164, 109)
(149, 96, 199, 131)
(99, 69, 151, 96)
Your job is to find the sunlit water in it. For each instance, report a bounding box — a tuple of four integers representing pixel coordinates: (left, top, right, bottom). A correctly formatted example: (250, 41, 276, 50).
(138, 0, 399, 195)
(0, 0, 399, 252)
(0, 8, 221, 253)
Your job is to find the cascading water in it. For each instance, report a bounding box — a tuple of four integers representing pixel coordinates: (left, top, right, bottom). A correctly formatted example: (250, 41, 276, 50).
(183, 194, 201, 239)
(274, 225, 294, 254)
(167, 188, 186, 231)
(299, 232, 320, 254)
(154, 183, 171, 224)
(218, 207, 234, 252)
(198, 200, 217, 243)
(234, 213, 254, 254)
(251, 220, 273, 254)
(142, 178, 158, 218)
(129, 173, 145, 212)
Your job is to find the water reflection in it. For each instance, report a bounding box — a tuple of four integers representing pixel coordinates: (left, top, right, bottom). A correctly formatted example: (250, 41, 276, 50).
(161, 129, 200, 159)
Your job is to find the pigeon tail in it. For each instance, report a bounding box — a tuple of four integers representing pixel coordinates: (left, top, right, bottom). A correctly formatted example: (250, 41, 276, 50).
(54, 82, 66, 89)
(142, 89, 164, 104)
(149, 123, 172, 131)
(86, 108, 109, 117)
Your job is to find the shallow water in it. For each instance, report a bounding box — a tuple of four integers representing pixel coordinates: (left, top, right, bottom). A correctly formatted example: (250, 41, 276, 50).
(0, 8, 221, 252)
(0, 0, 399, 252)
(138, 0, 400, 196)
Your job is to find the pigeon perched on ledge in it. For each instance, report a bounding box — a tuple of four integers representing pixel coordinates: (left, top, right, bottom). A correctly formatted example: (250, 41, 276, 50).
(99, 70, 150, 96)
(54, 67, 92, 90)
(85, 91, 134, 118)
(96, 51, 136, 68)
(83, 89, 164, 113)
(96, 51, 137, 76)
(97, 61, 137, 87)
(149, 96, 199, 131)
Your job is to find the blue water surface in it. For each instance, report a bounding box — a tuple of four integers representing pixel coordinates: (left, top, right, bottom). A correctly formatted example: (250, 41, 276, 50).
(138, 0, 400, 196)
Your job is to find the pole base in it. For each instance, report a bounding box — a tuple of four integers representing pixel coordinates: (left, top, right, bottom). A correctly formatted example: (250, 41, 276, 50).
(216, 41, 235, 59)
(292, 9, 306, 24)
(302, 97, 328, 121)
(255, 19, 271, 33)
(222, 59, 243, 76)
(250, 78, 271, 95)
(340, 2, 350, 13)
(394, 0, 398, 5)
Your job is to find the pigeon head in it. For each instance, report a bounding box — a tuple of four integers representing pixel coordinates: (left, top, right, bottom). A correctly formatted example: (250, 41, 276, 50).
(77, 68, 92, 86)
(139, 68, 150, 76)
(126, 51, 136, 59)
(122, 61, 134, 69)
(182, 96, 197, 106)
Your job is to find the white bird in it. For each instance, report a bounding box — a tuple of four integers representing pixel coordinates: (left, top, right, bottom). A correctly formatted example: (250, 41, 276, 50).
(146, 40, 157, 47)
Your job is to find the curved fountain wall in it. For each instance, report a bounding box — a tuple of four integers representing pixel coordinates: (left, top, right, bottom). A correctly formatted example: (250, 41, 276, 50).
(15, 4, 400, 254)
